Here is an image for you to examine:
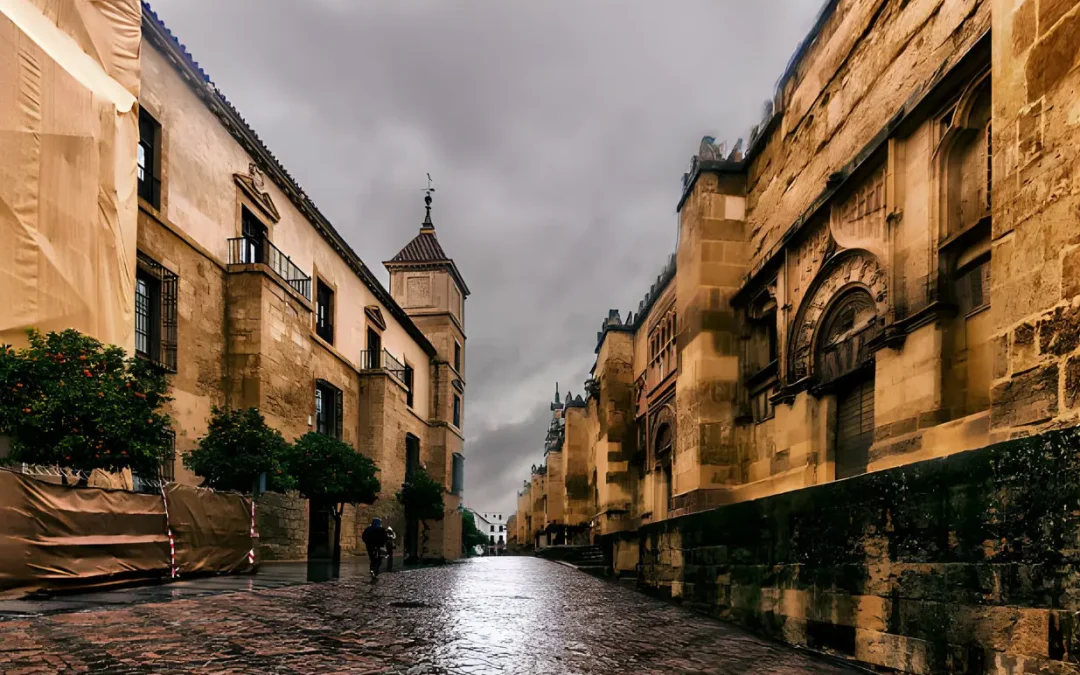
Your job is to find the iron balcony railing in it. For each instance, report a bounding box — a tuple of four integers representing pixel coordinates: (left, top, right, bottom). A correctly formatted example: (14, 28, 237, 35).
(227, 235, 312, 300)
(360, 348, 408, 381)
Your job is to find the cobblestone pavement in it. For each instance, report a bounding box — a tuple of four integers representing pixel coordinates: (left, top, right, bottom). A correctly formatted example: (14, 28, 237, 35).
(0, 557, 860, 674)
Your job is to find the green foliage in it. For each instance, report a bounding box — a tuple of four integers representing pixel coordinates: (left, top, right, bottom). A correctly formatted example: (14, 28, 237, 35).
(397, 467, 446, 523)
(184, 407, 293, 492)
(0, 329, 173, 476)
(462, 509, 489, 552)
(284, 432, 380, 508)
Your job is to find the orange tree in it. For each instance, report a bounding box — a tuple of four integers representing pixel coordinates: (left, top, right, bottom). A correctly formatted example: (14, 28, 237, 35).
(397, 467, 446, 560)
(184, 407, 294, 493)
(0, 329, 173, 477)
(283, 432, 380, 562)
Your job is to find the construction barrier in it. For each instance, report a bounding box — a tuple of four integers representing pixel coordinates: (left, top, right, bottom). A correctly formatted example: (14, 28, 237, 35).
(0, 469, 256, 598)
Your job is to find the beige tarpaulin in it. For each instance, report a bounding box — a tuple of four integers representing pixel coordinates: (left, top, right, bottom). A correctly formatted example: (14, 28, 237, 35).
(166, 484, 257, 576)
(0, 469, 170, 598)
(0, 470, 259, 598)
(0, 0, 140, 350)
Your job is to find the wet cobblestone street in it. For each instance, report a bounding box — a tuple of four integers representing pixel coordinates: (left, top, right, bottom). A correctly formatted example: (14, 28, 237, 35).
(0, 558, 860, 674)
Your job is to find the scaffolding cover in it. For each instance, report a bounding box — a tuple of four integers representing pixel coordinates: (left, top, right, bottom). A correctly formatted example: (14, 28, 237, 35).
(167, 483, 257, 576)
(0, 469, 169, 598)
(0, 470, 259, 598)
(0, 0, 141, 350)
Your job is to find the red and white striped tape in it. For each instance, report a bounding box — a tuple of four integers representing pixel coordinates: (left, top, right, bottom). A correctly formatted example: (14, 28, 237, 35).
(161, 486, 178, 579)
(248, 499, 257, 565)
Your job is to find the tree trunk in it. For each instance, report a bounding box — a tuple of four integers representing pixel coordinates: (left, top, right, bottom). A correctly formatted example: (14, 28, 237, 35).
(420, 519, 429, 561)
(332, 504, 343, 564)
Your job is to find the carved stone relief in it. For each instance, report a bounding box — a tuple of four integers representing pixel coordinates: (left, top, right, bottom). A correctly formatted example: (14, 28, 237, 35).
(830, 164, 888, 259)
(790, 221, 835, 305)
(788, 251, 888, 382)
(406, 275, 432, 308)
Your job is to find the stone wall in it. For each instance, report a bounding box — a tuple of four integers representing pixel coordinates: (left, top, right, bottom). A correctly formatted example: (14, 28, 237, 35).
(136, 212, 227, 487)
(990, 0, 1080, 438)
(626, 428, 1080, 674)
(256, 491, 308, 561)
(745, 0, 990, 268)
(676, 171, 748, 505)
(562, 406, 592, 528)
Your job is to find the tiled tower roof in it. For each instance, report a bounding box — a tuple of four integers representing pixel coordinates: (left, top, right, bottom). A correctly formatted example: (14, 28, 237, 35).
(385, 194, 470, 295)
(389, 230, 450, 264)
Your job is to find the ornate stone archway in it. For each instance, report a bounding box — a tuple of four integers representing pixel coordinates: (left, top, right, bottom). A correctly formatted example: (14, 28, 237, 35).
(648, 404, 675, 469)
(788, 250, 887, 383)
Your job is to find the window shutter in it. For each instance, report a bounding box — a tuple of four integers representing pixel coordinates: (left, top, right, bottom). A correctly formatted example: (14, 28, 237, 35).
(335, 388, 344, 440)
(161, 270, 179, 372)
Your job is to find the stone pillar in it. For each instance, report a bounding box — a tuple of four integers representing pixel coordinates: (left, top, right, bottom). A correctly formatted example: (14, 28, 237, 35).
(594, 329, 636, 534)
(675, 170, 749, 508)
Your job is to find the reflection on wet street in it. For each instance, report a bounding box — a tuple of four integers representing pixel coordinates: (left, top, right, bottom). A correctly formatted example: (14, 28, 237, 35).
(0, 557, 859, 674)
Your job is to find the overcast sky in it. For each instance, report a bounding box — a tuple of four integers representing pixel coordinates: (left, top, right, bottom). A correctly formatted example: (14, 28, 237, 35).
(148, 0, 825, 517)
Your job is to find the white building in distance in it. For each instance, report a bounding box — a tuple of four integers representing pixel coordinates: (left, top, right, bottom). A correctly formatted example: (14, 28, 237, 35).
(470, 511, 506, 555)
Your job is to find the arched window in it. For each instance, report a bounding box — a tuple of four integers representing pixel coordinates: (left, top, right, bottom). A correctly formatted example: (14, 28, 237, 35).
(654, 422, 673, 516)
(943, 82, 992, 238)
(939, 76, 993, 420)
(815, 289, 880, 385)
(816, 289, 879, 480)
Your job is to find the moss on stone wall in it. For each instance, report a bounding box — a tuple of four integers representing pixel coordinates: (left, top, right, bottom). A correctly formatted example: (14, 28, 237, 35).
(626, 428, 1080, 672)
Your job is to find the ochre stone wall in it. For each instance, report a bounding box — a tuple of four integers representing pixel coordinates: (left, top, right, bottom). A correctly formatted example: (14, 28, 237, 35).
(132, 37, 465, 562)
(676, 172, 748, 507)
(545, 448, 565, 530)
(136, 213, 227, 487)
(990, 0, 1080, 437)
(593, 331, 636, 536)
(628, 428, 1080, 674)
(562, 406, 592, 528)
(745, 0, 991, 267)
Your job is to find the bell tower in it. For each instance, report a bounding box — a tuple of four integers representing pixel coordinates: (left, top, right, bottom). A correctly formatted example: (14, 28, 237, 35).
(385, 182, 469, 558)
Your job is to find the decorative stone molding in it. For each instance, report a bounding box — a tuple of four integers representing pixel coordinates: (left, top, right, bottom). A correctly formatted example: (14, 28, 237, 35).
(234, 163, 280, 222)
(788, 250, 888, 382)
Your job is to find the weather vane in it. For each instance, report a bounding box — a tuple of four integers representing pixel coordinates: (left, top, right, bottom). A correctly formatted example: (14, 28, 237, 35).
(422, 173, 435, 226)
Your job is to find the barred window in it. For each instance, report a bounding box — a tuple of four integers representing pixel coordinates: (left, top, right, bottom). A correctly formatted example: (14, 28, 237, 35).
(315, 380, 344, 440)
(160, 430, 176, 483)
(135, 252, 178, 372)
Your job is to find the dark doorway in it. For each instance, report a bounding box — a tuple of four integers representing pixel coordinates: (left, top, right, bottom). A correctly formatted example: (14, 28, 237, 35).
(835, 377, 875, 479)
(367, 328, 382, 367)
(240, 207, 267, 264)
(404, 434, 421, 560)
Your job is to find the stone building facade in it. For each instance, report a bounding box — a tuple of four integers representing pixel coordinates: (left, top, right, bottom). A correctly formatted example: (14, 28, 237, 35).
(511, 0, 1080, 668)
(132, 8, 467, 560)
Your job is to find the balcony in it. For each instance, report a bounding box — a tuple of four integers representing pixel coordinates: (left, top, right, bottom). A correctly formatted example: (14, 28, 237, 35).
(360, 348, 407, 382)
(227, 235, 311, 300)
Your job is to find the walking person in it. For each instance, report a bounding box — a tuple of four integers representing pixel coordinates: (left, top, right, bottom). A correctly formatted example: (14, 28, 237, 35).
(385, 526, 397, 572)
(361, 518, 388, 582)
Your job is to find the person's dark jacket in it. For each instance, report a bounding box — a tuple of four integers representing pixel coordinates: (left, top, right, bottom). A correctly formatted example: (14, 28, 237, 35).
(362, 524, 388, 550)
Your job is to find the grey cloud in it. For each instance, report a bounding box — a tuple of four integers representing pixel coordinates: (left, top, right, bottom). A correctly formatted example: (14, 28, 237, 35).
(147, 0, 826, 515)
